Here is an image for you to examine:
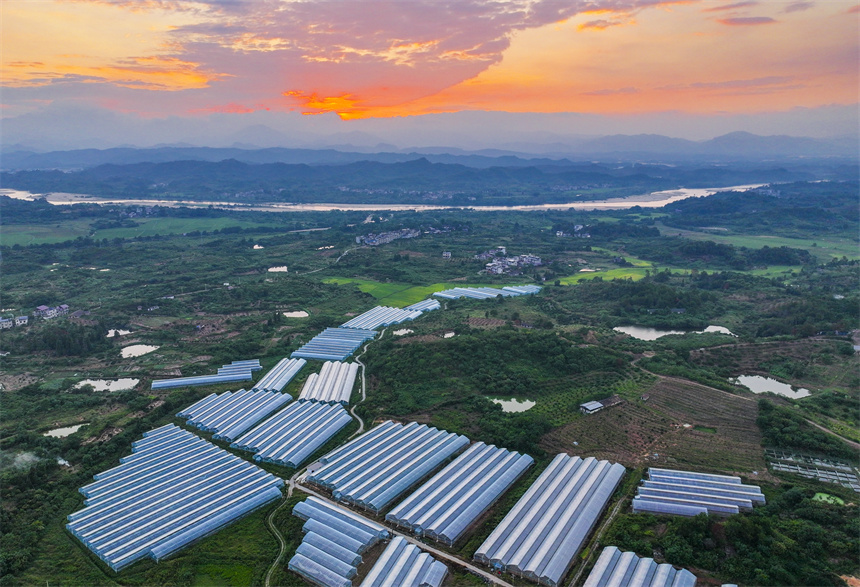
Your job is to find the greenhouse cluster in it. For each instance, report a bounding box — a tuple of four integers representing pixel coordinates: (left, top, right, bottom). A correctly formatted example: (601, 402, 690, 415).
(231, 401, 353, 468)
(432, 285, 542, 300)
(403, 299, 441, 312)
(308, 420, 470, 513)
(583, 546, 697, 587)
(386, 442, 534, 546)
(177, 388, 293, 442)
(633, 468, 766, 517)
(289, 496, 388, 587)
(340, 306, 423, 330)
(251, 357, 307, 392)
(150, 359, 262, 390)
(474, 454, 626, 587)
(291, 328, 377, 361)
(67, 424, 283, 571)
(299, 361, 359, 405)
(359, 536, 448, 587)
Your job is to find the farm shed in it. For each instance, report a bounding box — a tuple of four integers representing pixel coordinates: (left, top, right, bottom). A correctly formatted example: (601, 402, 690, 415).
(308, 420, 470, 513)
(359, 536, 448, 587)
(289, 496, 388, 587)
(340, 306, 423, 330)
(632, 468, 766, 516)
(299, 361, 359, 404)
(177, 388, 293, 442)
(583, 546, 697, 587)
(291, 327, 377, 361)
(231, 401, 352, 468)
(579, 401, 604, 415)
(67, 424, 283, 571)
(386, 442, 534, 545)
(474, 453, 626, 587)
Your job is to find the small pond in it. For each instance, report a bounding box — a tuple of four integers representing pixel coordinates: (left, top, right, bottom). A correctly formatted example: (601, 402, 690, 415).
(393, 329, 414, 336)
(731, 375, 811, 399)
(614, 324, 736, 341)
(268, 266, 288, 273)
(486, 397, 536, 413)
(44, 423, 88, 438)
(121, 344, 159, 358)
(106, 329, 132, 338)
(283, 310, 309, 318)
(75, 378, 140, 392)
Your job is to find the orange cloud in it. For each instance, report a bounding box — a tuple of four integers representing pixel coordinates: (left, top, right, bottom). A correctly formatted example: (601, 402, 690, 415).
(3, 56, 221, 90)
(284, 91, 367, 119)
(717, 16, 777, 25)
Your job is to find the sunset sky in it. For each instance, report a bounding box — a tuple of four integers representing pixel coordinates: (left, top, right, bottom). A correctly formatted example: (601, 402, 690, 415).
(2, 0, 858, 147)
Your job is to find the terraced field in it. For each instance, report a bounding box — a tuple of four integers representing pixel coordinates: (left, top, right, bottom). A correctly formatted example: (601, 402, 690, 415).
(541, 377, 766, 475)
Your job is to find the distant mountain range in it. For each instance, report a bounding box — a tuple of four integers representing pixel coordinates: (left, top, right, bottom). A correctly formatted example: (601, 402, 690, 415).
(1, 132, 856, 172)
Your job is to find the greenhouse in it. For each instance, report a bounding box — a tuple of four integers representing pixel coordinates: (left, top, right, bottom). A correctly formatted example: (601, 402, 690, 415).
(386, 442, 534, 545)
(67, 424, 283, 572)
(308, 421, 470, 513)
(151, 359, 262, 390)
(359, 536, 448, 587)
(404, 299, 441, 312)
(632, 468, 766, 516)
(288, 496, 388, 587)
(583, 546, 697, 587)
(340, 306, 423, 330)
(291, 327, 377, 361)
(231, 401, 353, 468)
(299, 361, 359, 404)
(474, 454, 626, 587)
(177, 388, 293, 442)
(432, 285, 542, 300)
(251, 357, 306, 392)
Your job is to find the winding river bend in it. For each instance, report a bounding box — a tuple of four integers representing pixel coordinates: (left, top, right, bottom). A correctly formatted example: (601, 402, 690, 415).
(1, 184, 765, 213)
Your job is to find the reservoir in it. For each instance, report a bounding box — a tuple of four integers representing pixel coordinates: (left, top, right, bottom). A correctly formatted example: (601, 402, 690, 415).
(731, 375, 810, 399)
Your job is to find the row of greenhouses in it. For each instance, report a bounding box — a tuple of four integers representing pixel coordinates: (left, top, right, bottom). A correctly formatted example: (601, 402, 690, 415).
(632, 468, 766, 516)
(432, 285, 542, 300)
(231, 401, 353, 468)
(291, 328, 378, 361)
(340, 306, 423, 330)
(474, 454, 626, 587)
(177, 388, 293, 442)
(151, 359, 262, 390)
(307, 421, 470, 513)
(289, 496, 388, 587)
(252, 357, 307, 392)
(583, 546, 697, 587)
(386, 442, 533, 545)
(359, 536, 448, 587)
(67, 425, 283, 571)
(299, 361, 359, 404)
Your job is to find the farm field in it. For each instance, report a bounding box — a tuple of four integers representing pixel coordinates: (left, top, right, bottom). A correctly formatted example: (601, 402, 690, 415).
(0, 217, 284, 247)
(656, 224, 859, 261)
(541, 377, 767, 475)
(323, 277, 511, 307)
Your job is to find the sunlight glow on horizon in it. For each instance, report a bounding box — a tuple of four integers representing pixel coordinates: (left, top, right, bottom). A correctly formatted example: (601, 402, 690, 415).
(1, 0, 857, 121)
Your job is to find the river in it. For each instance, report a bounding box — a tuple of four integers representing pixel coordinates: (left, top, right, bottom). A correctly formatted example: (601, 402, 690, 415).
(0, 184, 765, 213)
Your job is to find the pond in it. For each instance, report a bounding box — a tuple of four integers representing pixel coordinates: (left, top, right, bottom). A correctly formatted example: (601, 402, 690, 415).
(268, 266, 288, 273)
(731, 375, 811, 399)
(121, 344, 159, 358)
(44, 423, 88, 438)
(106, 329, 132, 337)
(75, 378, 140, 392)
(282, 310, 309, 318)
(486, 397, 536, 413)
(614, 324, 736, 341)
(393, 328, 414, 336)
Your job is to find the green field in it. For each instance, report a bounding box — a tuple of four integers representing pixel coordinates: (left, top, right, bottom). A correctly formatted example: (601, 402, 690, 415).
(658, 225, 859, 261)
(559, 267, 650, 284)
(0, 217, 282, 246)
(812, 492, 845, 505)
